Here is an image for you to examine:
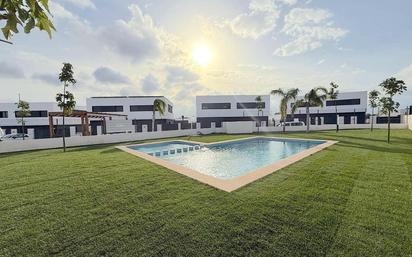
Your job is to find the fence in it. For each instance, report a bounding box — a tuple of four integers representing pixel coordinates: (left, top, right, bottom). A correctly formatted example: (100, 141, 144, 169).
(0, 120, 410, 154)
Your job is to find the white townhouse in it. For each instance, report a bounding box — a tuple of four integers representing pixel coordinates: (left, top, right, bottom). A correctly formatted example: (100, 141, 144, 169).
(196, 95, 270, 128)
(286, 91, 368, 125)
(86, 96, 175, 132)
(0, 102, 85, 139)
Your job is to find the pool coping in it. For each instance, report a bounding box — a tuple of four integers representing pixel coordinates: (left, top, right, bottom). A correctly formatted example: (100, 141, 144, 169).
(116, 136, 338, 192)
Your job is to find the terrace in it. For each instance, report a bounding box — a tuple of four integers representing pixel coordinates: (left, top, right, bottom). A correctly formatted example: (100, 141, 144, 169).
(0, 129, 411, 256)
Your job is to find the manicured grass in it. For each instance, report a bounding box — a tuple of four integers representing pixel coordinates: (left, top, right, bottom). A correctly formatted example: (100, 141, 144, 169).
(0, 129, 411, 256)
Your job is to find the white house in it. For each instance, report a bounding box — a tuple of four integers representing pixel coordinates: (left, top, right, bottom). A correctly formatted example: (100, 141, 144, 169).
(286, 91, 368, 125)
(0, 102, 85, 138)
(86, 96, 175, 132)
(196, 95, 270, 128)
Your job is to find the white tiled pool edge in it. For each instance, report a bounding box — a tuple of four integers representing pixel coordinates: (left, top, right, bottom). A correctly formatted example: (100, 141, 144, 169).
(117, 137, 338, 192)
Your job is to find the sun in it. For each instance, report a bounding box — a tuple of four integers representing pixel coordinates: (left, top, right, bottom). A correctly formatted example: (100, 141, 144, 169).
(192, 43, 213, 67)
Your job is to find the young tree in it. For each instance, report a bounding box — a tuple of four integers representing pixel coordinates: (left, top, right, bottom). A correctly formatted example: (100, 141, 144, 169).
(379, 77, 407, 143)
(0, 0, 55, 41)
(152, 99, 165, 132)
(368, 90, 380, 131)
(57, 63, 76, 152)
(271, 88, 299, 132)
(327, 82, 339, 132)
(15, 96, 30, 140)
(292, 87, 328, 133)
(255, 96, 264, 133)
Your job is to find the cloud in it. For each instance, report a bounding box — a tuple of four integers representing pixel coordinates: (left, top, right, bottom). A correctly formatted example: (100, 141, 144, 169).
(225, 0, 281, 39)
(32, 73, 59, 85)
(141, 74, 161, 93)
(274, 8, 347, 56)
(396, 64, 412, 105)
(0, 62, 25, 79)
(221, 0, 299, 39)
(93, 67, 131, 84)
(98, 4, 161, 62)
(166, 66, 199, 83)
(397, 64, 412, 87)
(174, 82, 205, 100)
(49, 2, 92, 35)
(60, 0, 96, 10)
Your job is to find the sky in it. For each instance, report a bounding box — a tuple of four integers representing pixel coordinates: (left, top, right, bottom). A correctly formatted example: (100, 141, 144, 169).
(1, 0, 412, 119)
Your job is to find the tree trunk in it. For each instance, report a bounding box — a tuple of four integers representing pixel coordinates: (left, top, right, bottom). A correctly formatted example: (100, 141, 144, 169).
(152, 110, 155, 132)
(21, 117, 25, 140)
(335, 104, 339, 132)
(387, 110, 390, 143)
(371, 108, 374, 131)
(62, 84, 66, 152)
(306, 106, 310, 133)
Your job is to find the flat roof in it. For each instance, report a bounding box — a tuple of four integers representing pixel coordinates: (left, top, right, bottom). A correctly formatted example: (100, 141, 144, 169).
(90, 96, 164, 99)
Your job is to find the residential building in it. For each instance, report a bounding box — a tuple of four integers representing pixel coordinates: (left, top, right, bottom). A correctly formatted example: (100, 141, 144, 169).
(86, 96, 175, 132)
(196, 95, 270, 128)
(286, 91, 368, 125)
(0, 102, 85, 138)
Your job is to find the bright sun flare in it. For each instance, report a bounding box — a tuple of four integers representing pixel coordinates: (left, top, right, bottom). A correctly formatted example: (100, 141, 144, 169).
(192, 44, 213, 67)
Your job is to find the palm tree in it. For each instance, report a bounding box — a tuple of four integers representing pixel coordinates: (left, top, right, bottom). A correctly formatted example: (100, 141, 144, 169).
(327, 82, 339, 132)
(292, 87, 328, 133)
(271, 88, 299, 132)
(152, 99, 166, 132)
(255, 96, 264, 133)
(368, 90, 380, 131)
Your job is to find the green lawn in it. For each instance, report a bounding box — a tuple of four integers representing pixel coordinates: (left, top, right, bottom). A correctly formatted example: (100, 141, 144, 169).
(0, 129, 411, 256)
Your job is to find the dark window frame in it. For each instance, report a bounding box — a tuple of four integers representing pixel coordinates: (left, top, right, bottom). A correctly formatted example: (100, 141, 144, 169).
(168, 104, 173, 113)
(237, 102, 266, 109)
(0, 111, 8, 118)
(15, 110, 48, 118)
(92, 106, 124, 112)
(130, 105, 153, 112)
(201, 103, 231, 110)
(326, 98, 361, 106)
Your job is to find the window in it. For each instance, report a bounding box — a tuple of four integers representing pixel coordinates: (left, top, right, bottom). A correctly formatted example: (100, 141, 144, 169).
(15, 110, 48, 118)
(130, 105, 153, 112)
(0, 111, 8, 118)
(92, 106, 123, 112)
(326, 98, 361, 106)
(237, 102, 266, 109)
(201, 103, 231, 110)
(290, 102, 319, 108)
(168, 104, 173, 113)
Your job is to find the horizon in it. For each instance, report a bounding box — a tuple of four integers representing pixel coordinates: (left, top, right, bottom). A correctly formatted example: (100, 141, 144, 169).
(1, 0, 411, 117)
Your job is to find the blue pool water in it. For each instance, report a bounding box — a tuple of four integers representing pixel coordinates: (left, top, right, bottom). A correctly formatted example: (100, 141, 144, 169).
(129, 138, 324, 180)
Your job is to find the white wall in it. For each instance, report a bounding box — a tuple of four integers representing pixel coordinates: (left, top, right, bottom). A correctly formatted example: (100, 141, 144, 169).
(409, 115, 412, 131)
(86, 96, 174, 120)
(0, 126, 225, 153)
(1, 121, 409, 154)
(196, 95, 270, 118)
(224, 121, 254, 134)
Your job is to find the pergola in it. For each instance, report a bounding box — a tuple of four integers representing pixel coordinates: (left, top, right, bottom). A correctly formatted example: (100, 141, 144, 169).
(48, 111, 128, 137)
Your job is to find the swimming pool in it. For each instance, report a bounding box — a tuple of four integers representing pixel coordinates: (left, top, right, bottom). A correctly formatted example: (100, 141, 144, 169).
(119, 137, 336, 192)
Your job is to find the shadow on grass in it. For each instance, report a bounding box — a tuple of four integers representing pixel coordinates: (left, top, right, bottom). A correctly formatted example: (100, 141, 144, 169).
(332, 138, 412, 155)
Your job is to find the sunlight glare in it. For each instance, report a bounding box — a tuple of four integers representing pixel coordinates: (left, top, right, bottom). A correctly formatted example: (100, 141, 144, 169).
(192, 43, 213, 67)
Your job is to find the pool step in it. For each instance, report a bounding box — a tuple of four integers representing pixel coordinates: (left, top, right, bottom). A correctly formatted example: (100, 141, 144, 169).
(148, 145, 203, 157)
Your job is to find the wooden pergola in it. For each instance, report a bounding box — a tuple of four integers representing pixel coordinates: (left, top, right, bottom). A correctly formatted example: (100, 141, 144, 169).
(48, 111, 128, 137)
